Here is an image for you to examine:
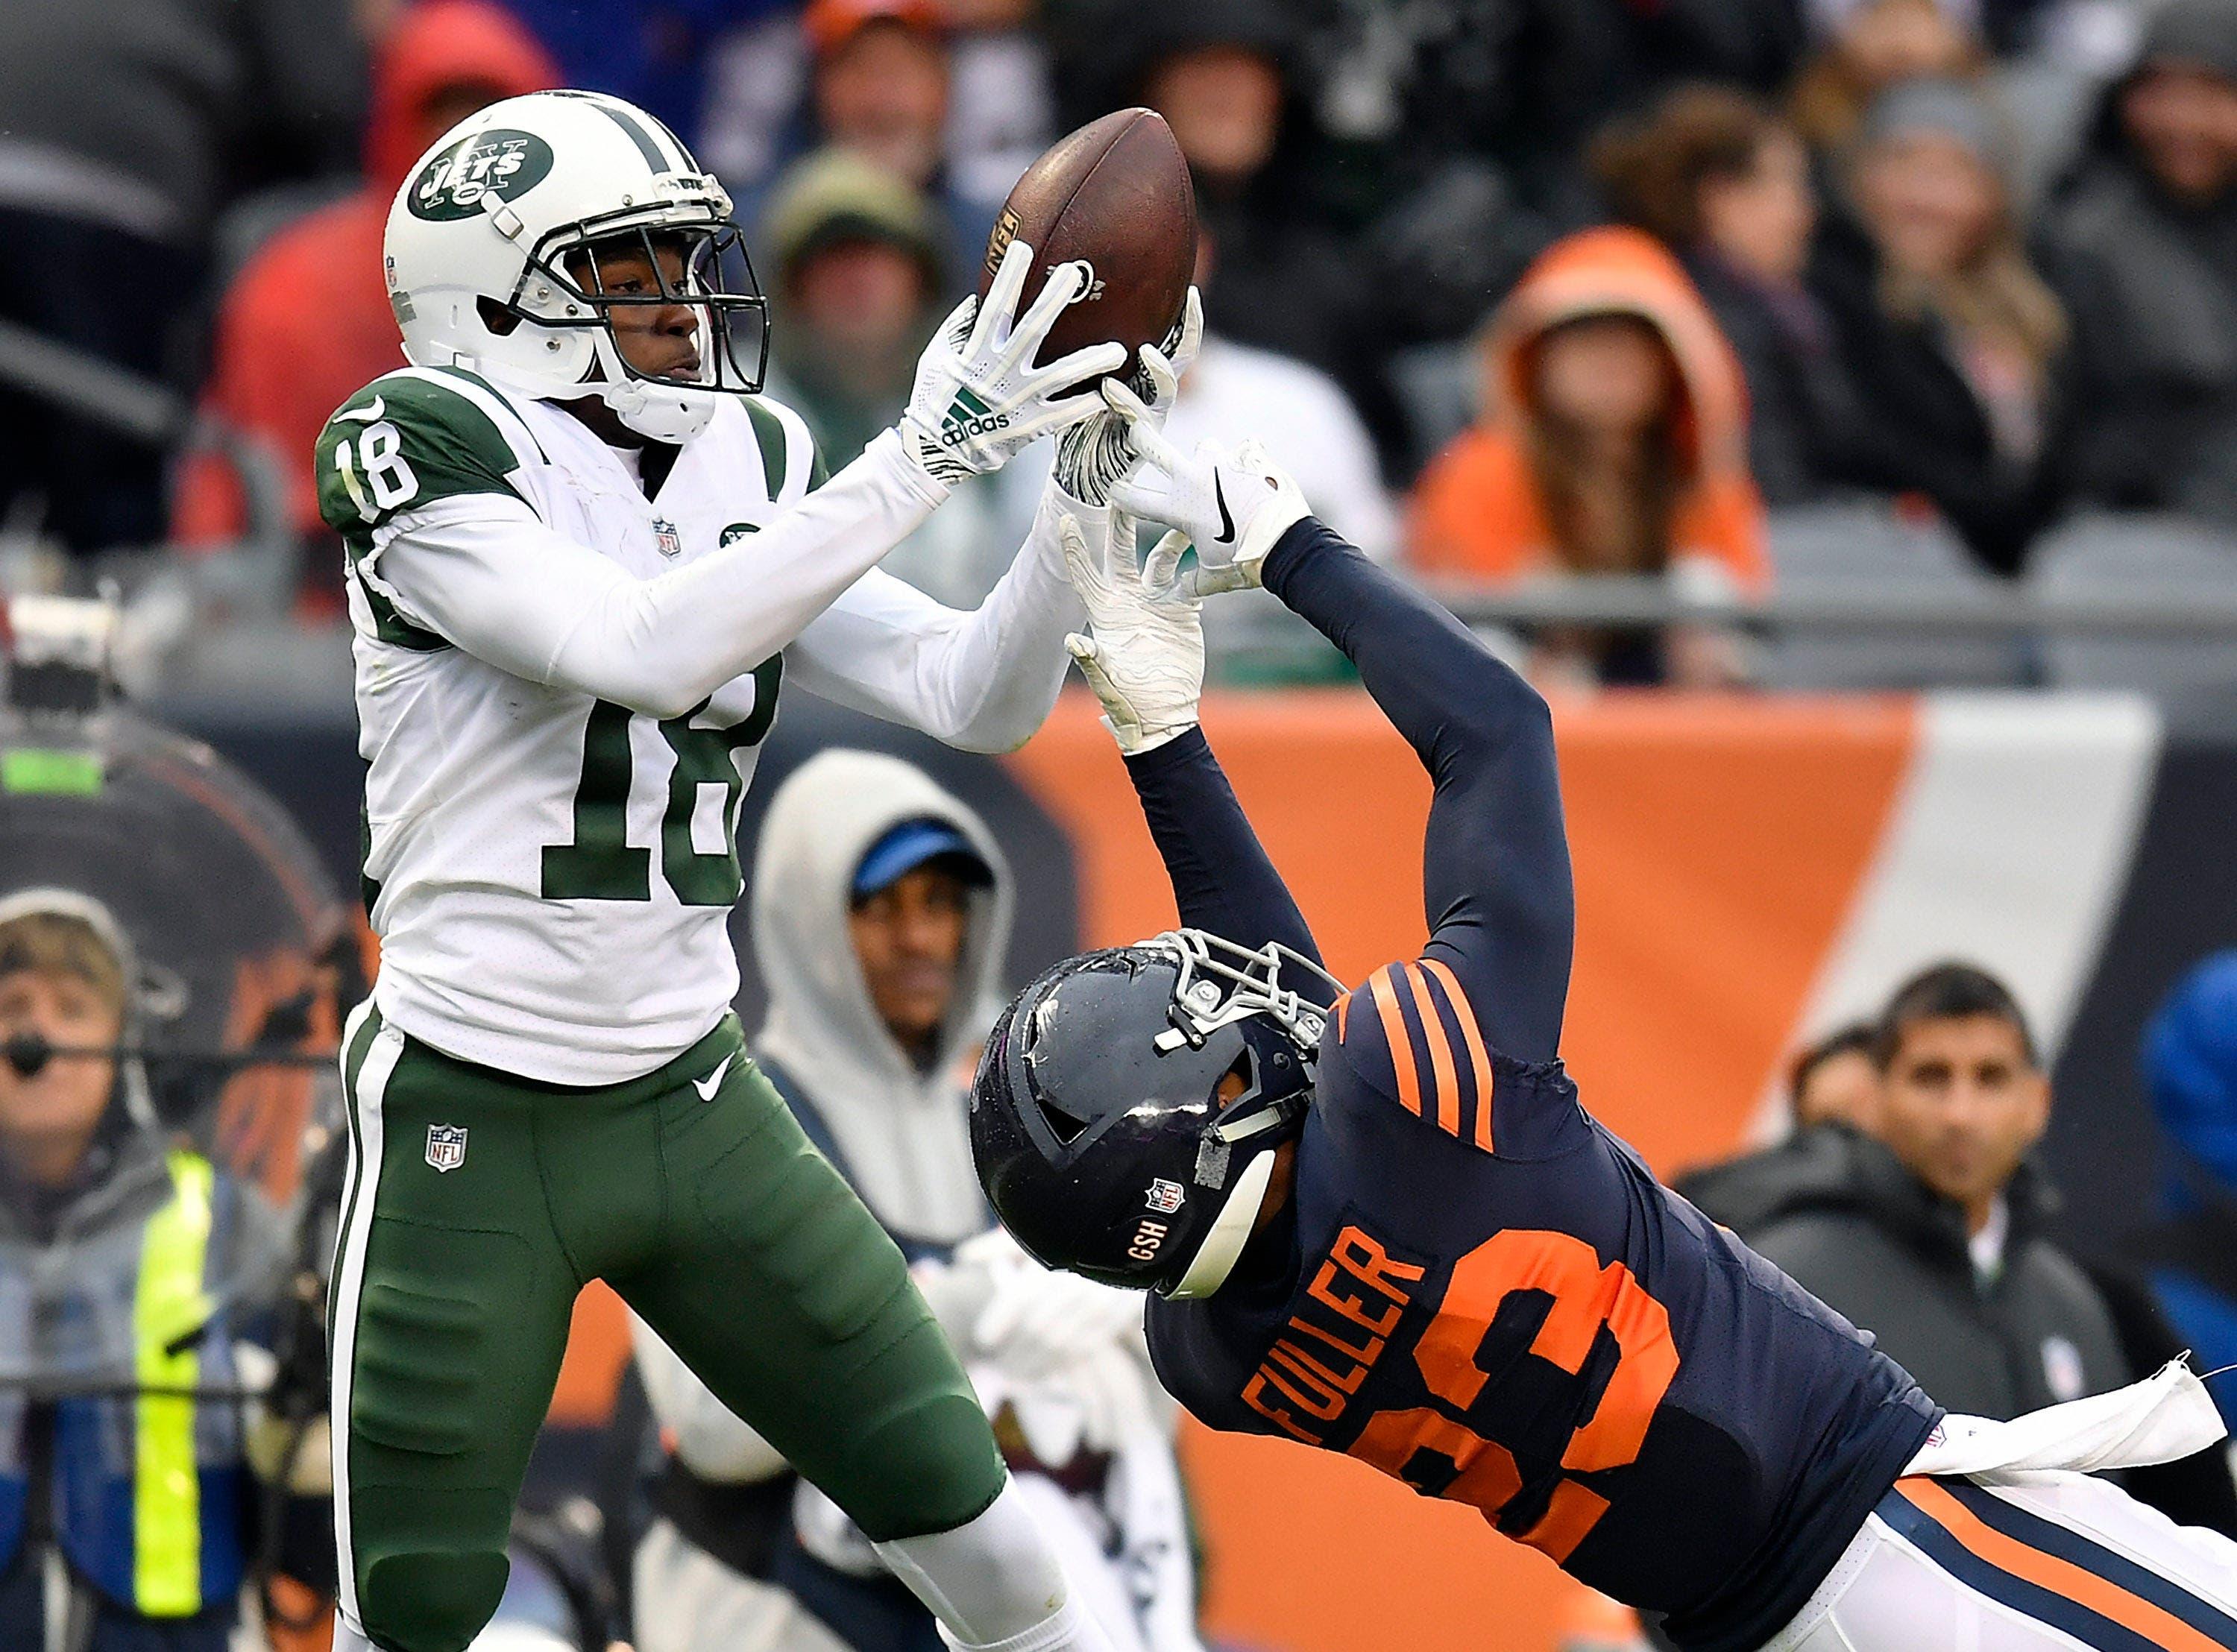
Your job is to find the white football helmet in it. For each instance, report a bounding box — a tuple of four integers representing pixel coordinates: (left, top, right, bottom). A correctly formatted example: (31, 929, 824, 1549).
(382, 89, 768, 443)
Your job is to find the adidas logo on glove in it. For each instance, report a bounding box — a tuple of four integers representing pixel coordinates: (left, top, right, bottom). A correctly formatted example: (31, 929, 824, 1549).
(940, 388, 1012, 447)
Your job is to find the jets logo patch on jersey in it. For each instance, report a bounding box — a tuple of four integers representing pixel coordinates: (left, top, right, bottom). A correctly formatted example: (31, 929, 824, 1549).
(425, 1123, 469, 1173)
(409, 129, 555, 221)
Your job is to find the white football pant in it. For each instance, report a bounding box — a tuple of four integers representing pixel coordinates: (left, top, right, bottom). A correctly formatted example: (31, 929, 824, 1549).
(1767, 1469, 2237, 1651)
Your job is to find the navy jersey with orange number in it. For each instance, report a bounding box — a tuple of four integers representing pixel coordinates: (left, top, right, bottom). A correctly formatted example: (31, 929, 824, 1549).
(1127, 520, 1942, 1652)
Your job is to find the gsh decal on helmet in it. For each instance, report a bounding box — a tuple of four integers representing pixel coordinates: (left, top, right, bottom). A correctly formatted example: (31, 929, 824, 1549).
(409, 130, 555, 221)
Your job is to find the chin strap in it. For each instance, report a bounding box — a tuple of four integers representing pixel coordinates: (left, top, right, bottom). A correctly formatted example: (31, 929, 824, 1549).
(587, 331, 720, 443)
(1164, 1149, 1280, 1300)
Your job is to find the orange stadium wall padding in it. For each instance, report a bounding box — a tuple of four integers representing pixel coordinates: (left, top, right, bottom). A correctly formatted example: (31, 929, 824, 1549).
(522, 685, 2187, 1652)
(1007, 690, 1924, 1178)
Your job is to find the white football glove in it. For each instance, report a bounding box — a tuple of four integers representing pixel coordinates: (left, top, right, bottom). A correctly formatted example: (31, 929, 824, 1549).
(1052, 286, 1202, 508)
(1103, 388, 1313, 598)
(954, 1227, 1145, 1383)
(899, 239, 1127, 486)
(1012, 1343, 1161, 1462)
(1060, 512, 1204, 754)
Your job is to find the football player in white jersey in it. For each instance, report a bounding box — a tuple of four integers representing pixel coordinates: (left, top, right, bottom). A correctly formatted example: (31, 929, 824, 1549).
(313, 89, 1170, 1652)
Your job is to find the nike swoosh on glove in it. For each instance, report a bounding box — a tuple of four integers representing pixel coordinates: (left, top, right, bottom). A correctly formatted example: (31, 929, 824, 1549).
(899, 239, 1127, 486)
(1102, 391, 1312, 597)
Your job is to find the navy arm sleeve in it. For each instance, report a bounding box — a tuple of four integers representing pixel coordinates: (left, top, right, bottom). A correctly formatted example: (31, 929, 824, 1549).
(1261, 518, 1574, 1060)
(1121, 727, 1329, 997)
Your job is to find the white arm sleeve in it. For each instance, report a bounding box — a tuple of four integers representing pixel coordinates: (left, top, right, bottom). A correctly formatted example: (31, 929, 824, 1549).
(787, 482, 1089, 754)
(628, 1313, 790, 1483)
(365, 429, 946, 719)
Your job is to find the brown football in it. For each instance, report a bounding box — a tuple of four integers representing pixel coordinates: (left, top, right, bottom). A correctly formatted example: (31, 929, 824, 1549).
(978, 107, 1197, 374)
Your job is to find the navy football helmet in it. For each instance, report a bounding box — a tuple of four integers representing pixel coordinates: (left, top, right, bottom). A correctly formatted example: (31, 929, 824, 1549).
(970, 930, 1338, 1299)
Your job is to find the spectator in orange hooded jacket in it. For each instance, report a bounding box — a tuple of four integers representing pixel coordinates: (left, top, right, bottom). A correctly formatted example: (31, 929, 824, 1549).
(1409, 226, 1768, 687)
(172, 1, 557, 611)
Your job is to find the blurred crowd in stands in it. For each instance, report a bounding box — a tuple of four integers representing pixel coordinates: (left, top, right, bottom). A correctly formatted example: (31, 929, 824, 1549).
(2, 0, 2236, 684)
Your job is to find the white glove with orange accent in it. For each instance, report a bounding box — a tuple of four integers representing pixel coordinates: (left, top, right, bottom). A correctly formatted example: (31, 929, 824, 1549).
(1060, 511, 1203, 754)
(899, 239, 1127, 485)
(1104, 388, 1312, 597)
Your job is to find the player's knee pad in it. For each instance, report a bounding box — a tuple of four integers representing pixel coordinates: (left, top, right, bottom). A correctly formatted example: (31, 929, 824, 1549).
(840, 1385, 1008, 1542)
(356, 1547, 511, 1652)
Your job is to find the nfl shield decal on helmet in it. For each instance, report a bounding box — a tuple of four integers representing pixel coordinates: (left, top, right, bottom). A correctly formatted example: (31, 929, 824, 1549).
(425, 1123, 468, 1173)
(1147, 1177, 1186, 1214)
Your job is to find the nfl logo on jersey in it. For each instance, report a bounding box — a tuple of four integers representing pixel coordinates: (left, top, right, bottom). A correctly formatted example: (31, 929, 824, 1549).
(425, 1123, 468, 1173)
(652, 517, 683, 559)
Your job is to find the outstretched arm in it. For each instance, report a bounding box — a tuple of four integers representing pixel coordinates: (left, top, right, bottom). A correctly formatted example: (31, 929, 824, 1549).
(361, 434, 947, 719)
(1059, 514, 1325, 981)
(1124, 728, 1322, 974)
(326, 241, 1123, 722)
(1107, 415, 1574, 1061)
(784, 484, 1086, 753)
(1262, 517, 1573, 1059)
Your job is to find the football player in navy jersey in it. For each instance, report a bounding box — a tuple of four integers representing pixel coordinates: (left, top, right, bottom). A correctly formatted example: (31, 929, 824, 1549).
(969, 407, 2237, 1651)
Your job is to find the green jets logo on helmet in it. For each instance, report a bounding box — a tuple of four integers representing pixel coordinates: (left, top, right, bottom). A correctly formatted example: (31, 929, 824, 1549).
(409, 129, 556, 221)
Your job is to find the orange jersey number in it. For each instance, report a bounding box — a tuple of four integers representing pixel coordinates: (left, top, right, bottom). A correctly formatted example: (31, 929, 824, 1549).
(1345, 1229, 1679, 1562)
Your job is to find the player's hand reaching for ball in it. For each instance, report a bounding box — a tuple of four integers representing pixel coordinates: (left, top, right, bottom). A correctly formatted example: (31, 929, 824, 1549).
(1051, 286, 1202, 508)
(1104, 393, 1312, 598)
(1060, 512, 1204, 754)
(899, 239, 1125, 486)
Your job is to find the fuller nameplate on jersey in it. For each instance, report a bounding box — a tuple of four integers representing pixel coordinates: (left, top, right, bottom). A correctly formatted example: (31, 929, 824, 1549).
(425, 1123, 469, 1173)
(1240, 1222, 1428, 1446)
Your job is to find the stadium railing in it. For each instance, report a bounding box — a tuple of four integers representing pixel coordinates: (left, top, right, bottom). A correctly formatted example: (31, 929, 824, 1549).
(7, 321, 2237, 700)
(1420, 576, 2237, 637)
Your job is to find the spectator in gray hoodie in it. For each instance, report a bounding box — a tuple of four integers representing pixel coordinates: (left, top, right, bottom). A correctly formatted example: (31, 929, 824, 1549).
(1745, 964, 2124, 1413)
(630, 751, 1202, 1652)
(1691, 962, 2237, 1531)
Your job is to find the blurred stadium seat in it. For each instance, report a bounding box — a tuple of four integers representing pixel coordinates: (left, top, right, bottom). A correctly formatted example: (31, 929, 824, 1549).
(1755, 502, 2029, 690)
(1385, 339, 1479, 475)
(2031, 511, 2237, 694)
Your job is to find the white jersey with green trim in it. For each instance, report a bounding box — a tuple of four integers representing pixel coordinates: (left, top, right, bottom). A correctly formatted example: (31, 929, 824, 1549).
(314, 365, 1084, 1083)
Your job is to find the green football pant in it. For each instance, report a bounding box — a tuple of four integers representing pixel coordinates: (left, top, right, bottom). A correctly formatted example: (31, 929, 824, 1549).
(330, 1003, 1005, 1652)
